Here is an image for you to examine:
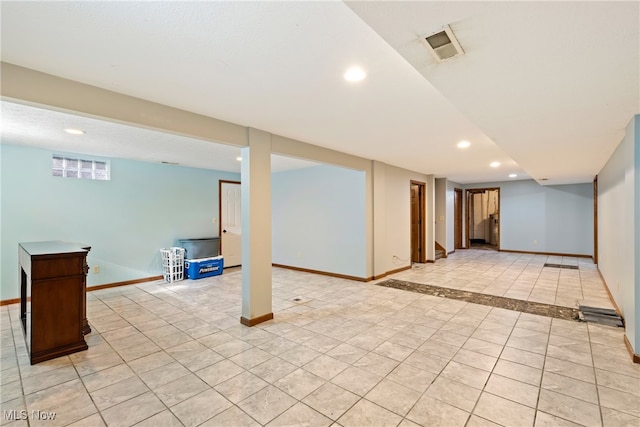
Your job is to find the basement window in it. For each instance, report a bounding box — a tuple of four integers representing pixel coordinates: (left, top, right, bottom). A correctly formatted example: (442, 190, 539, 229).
(52, 155, 110, 180)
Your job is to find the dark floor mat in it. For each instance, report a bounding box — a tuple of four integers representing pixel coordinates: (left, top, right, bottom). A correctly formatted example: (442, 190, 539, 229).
(544, 263, 579, 270)
(376, 279, 580, 321)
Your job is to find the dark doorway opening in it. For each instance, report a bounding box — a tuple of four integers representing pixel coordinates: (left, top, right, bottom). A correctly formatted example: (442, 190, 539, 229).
(454, 188, 463, 250)
(466, 188, 500, 250)
(411, 181, 426, 263)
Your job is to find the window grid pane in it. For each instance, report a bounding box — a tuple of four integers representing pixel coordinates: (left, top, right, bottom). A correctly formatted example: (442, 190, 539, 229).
(65, 158, 79, 169)
(52, 155, 110, 181)
(81, 160, 93, 170)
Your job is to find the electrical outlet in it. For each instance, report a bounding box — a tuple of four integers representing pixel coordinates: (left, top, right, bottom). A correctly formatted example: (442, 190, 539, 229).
(93, 266, 100, 274)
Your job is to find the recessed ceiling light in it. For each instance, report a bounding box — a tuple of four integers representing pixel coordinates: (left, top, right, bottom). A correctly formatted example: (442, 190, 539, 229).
(457, 141, 471, 149)
(236, 156, 242, 161)
(64, 128, 85, 135)
(343, 66, 366, 82)
(490, 161, 501, 168)
(509, 173, 518, 178)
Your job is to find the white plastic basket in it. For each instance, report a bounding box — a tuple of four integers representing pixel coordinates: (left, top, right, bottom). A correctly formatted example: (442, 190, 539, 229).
(160, 247, 185, 283)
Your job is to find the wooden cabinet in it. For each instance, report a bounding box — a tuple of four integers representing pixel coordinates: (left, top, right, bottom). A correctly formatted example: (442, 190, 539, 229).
(19, 241, 91, 364)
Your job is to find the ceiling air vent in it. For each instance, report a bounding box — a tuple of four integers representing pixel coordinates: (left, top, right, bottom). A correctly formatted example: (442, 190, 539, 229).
(421, 25, 464, 63)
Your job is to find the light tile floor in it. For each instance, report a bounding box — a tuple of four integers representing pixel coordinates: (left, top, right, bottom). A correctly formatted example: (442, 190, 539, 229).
(1, 249, 638, 427)
(391, 250, 614, 310)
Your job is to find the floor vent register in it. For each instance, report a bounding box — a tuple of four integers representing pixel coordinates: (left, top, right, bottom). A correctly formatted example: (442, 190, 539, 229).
(578, 305, 624, 327)
(543, 263, 579, 270)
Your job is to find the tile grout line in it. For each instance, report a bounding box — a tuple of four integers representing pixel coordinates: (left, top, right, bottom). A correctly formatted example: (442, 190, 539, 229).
(5, 307, 30, 427)
(383, 298, 469, 425)
(321, 295, 418, 426)
(392, 252, 597, 425)
(273, 307, 373, 426)
(587, 323, 606, 427)
(297, 291, 452, 425)
(101, 285, 260, 426)
(524, 255, 548, 307)
(463, 307, 520, 427)
(67, 335, 109, 427)
(88, 291, 173, 426)
(401, 298, 504, 426)
(531, 313, 554, 427)
(86, 287, 247, 426)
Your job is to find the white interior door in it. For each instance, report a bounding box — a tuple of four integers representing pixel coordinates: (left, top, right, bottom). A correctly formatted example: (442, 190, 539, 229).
(220, 181, 242, 267)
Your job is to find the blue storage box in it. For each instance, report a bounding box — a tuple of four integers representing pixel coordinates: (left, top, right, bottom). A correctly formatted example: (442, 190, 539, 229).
(185, 256, 224, 279)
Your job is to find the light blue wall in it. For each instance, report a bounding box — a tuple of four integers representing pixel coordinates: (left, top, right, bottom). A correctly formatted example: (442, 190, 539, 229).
(598, 114, 639, 353)
(465, 179, 593, 255)
(272, 164, 366, 278)
(1, 144, 239, 300)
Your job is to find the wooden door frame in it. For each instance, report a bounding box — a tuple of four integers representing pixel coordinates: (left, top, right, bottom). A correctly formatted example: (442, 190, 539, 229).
(593, 176, 598, 264)
(218, 180, 241, 252)
(410, 181, 426, 264)
(465, 187, 501, 250)
(454, 188, 463, 249)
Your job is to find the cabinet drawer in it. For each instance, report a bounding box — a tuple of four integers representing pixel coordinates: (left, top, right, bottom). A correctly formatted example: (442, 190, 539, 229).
(31, 256, 85, 279)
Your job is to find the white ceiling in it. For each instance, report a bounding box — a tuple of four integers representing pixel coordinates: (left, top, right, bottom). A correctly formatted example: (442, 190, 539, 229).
(1, 1, 638, 184)
(0, 102, 319, 173)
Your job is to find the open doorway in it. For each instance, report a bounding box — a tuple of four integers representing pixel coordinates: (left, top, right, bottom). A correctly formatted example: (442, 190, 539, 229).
(219, 180, 242, 267)
(466, 188, 500, 250)
(411, 181, 426, 263)
(454, 188, 463, 250)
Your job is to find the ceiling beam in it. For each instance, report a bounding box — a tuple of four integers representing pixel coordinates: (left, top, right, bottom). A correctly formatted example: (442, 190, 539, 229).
(1, 62, 247, 148)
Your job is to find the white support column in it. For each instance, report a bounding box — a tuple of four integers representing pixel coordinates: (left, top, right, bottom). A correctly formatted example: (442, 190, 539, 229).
(426, 174, 436, 262)
(240, 128, 273, 326)
(372, 161, 387, 279)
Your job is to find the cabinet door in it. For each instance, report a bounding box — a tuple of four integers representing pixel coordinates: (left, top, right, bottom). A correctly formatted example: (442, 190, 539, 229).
(31, 276, 83, 354)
